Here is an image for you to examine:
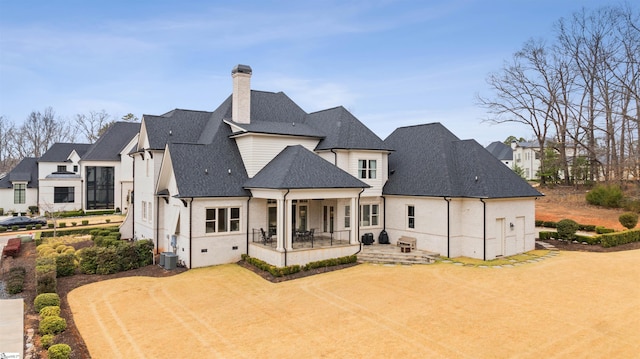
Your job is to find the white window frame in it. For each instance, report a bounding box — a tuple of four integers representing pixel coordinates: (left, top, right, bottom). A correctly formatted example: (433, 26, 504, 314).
(13, 183, 26, 204)
(344, 205, 350, 228)
(358, 159, 377, 179)
(141, 200, 147, 220)
(360, 204, 379, 227)
(205, 207, 241, 234)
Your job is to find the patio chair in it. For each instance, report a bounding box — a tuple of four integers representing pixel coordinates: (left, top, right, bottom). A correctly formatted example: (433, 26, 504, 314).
(260, 228, 273, 245)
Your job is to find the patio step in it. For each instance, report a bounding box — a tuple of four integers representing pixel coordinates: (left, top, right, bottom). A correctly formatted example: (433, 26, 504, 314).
(357, 244, 438, 265)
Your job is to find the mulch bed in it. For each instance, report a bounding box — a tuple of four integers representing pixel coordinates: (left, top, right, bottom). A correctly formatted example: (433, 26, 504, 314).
(1, 237, 638, 358)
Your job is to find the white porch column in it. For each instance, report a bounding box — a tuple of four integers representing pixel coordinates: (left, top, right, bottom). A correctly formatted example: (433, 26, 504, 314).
(350, 196, 358, 244)
(285, 198, 294, 251)
(276, 199, 285, 251)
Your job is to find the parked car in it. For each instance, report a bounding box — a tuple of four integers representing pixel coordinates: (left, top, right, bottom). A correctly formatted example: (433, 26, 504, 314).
(0, 216, 47, 228)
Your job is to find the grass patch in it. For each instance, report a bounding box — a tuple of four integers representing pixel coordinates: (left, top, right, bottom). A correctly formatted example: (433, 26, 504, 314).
(442, 250, 550, 266)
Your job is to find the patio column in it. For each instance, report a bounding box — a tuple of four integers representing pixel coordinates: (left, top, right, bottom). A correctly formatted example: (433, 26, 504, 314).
(350, 196, 358, 244)
(285, 198, 294, 251)
(276, 198, 285, 251)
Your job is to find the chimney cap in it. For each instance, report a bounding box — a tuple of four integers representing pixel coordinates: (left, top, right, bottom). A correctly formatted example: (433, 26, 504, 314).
(232, 64, 252, 75)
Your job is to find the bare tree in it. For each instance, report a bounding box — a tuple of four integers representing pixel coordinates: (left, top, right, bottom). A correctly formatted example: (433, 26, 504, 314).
(0, 115, 18, 174)
(13, 107, 77, 158)
(75, 110, 111, 143)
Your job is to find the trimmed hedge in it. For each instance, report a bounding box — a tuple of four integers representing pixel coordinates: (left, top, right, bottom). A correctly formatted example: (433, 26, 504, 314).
(557, 219, 579, 240)
(41, 334, 55, 349)
(599, 229, 640, 248)
(48, 343, 72, 359)
(619, 212, 638, 229)
(55, 253, 76, 277)
(241, 254, 357, 277)
(538, 231, 557, 240)
(78, 239, 153, 275)
(41, 226, 119, 238)
(36, 259, 57, 294)
(34, 293, 61, 313)
(6, 266, 26, 294)
(39, 315, 67, 335)
(596, 226, 615, 234)
(40, 305, 61, 319)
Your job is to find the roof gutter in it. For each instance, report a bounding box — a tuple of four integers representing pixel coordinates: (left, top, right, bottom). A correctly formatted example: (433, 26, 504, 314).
(330, 149, 338, 165)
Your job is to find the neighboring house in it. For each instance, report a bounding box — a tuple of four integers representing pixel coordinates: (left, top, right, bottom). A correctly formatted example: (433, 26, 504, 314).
(485, 141, 513, 168)
(123, 64, 542, 269)
(0, 157, 39, 214)
(37, 143, 91, 214)
(511, 141, 541, 180)
(80, 122, 139, 213)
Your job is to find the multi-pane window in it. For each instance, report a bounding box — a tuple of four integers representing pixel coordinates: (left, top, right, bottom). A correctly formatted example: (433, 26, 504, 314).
(57, 165, 67, 172)
(344, 205, 351, 228)
(13, 183, 26, 204)
(73, 165, 78, 172)
(86, 166, 115, 209)
(54, 187, 75, 203)
(141, 201, 147, 220)
(360, 204, 379, 227)
(407, 205, 415, 229)
(358, 160, 377, 179)
(206, 207, 240, 233)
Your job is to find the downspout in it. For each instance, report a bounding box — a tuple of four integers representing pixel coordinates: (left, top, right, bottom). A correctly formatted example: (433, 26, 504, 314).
(330, 149, 338, 165)
(382, 195, 386, 229)
(155, 196, 159, 254)
(245, 194, 252, 256)
(480, 198, 486, 261)
(444, 197, 451, 258)
(189, 197, 194, 269)
(353, 187, 366, 255)
(283, 189, 290, 267)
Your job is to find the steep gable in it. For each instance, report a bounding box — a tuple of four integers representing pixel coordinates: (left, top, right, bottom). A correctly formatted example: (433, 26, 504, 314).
(143, 109, 212, 150)
(0, 157, 39, 188)
(245, 145, 369, 189)
(309, 106, 391, 151)
(82, 122, 140, 161)
(39, 143, 92, 162)
(486, 141, 513, 161)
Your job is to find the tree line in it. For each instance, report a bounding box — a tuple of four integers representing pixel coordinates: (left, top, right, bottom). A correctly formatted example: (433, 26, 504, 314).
(0, 108, 138, 174)
(479, 4, 639, 185)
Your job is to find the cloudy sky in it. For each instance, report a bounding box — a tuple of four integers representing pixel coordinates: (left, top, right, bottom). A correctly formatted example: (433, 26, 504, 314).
(0, 0, 622, 145)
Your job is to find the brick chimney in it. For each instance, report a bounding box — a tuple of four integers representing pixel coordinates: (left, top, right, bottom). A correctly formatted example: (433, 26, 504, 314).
(231, 64, 252, 124)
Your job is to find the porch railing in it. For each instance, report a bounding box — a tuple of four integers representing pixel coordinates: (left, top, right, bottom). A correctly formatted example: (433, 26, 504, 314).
(251, 228, 352, 249)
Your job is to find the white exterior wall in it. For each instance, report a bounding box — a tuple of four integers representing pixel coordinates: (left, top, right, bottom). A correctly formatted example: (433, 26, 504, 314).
(38, 178, 82, 213)
(133, 150, 163, 240)
(513, 146, 540, 180)
(187, 197, 248, 268)
(235, 134, 320, 177)
(0, 187, 38, 214)
(346, 150, 387, 197)
(385, 196, 537, 260)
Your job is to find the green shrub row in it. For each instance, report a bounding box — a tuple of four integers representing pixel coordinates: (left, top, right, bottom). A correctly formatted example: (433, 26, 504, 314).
(6, 266, 26, 294)
(600, 229, 640, 248)
(41, 334, 55, 349)
(536, 219, 597, 232)
(596, 226, 615, 234)
(537, 231, 600, 245)
(77, 239, 153, 274)
(241, 254, 358, 277)
(40, 225, 119, 238)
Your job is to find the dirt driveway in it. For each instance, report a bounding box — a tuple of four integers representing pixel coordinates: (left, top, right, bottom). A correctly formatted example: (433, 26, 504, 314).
(69, 250, 640, 358)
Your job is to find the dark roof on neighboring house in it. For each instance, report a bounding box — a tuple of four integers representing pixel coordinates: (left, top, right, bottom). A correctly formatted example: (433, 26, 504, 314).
(39, 143, 91, 162)
(83, 122, 140, 161)
(0, 157, 39, 188)
(486, 141, 513, 161)
(383, 123, 542, 198)
(245, 145, 369, 189)
(166, 120, 250, 198)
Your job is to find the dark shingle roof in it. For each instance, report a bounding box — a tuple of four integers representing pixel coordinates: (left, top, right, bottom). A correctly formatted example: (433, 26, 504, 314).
(383, 123, 542, 198)
(308, 106, 392, 151)
(82, 122, 140, 161)
(0, 157, 39, 188)
(39, 143, 92, 162)
(167, 120, 250, 198)
(245, 145, 369, 189)
(486, 141, 513, 161)
(143, 110, 213, 150)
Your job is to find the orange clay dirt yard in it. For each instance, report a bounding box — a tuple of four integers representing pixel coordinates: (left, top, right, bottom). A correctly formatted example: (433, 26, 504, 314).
(66, 186, 640, 358)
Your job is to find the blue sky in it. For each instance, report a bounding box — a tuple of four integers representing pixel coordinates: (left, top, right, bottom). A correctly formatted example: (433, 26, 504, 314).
(0, 0, 621, 145)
